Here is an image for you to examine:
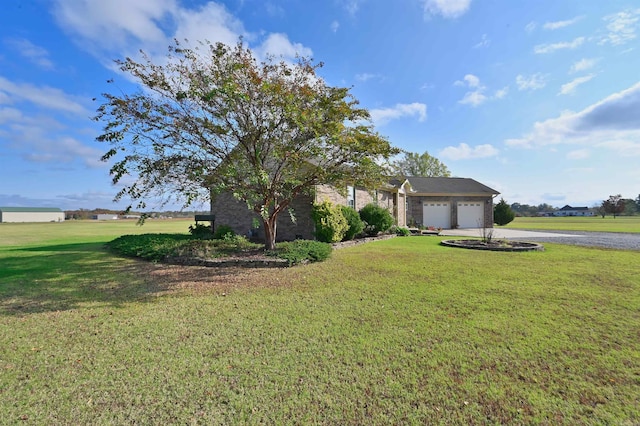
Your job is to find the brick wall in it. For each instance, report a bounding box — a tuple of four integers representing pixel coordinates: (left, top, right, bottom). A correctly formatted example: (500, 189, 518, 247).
(211, 192, 316, 242)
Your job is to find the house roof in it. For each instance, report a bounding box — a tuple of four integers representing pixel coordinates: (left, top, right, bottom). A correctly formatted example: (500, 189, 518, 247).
(558, 205, 589, 211)
(0, 207, 63, 213)
(400, 177, 499, 196)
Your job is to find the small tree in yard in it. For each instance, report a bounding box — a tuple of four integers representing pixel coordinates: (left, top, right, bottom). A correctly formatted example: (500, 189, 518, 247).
(96, 40, 398, 250)
(359, 203, 394, 236)
(494, 198, 515, 226)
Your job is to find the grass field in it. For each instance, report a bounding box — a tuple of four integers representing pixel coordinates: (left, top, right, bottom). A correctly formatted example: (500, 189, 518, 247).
(1, 221, 639, 424)
(506, 215, 640, 233)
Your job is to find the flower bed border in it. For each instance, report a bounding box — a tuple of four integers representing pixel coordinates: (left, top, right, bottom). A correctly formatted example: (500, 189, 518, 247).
(440, 239, 544, 252)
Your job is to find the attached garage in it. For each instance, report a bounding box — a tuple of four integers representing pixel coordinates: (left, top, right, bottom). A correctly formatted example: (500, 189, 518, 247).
(0, 207, 65, 223)
(402, 177, 499, 229)
(423, 202, 451, 229)
(457, 202, 485, 228)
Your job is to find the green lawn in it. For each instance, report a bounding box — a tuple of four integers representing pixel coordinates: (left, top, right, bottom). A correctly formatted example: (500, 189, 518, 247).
(1, 221, 639, 424)
(505, 215, 640, 233)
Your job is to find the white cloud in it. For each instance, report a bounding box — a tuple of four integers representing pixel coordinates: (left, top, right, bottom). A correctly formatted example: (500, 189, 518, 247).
(599, 9, 640, 46)
(543, 16, 584, 30)
(255, 33, 313, 59)
(344, 0, 363, 16)
(567, 149, 590, 159)
(558, 74, 595, 96)
(473, 34, 490, 48)
(494, 86, 509, 99)
(455, 74, 481, 88)
(516, 73, 548, 91)
(330, 20, 339, 33)
(459, 91, 487, 107)
(52, 0, 176, 54)
(4, 38, 55, 70)
(596, 140, 640, 156)
(534, 37, 585, 54)
(369, 103, 427, 126)
(505, 81, 640, 155)
(439, 143, 499, 160)
(422, 0, 472, 19)
(525, 21, 537, 33)
(570, 58, 598, 74)
(265, 2, 285, 18)
(173, 2, 247, 50)
(455, 74, 487, 107)
(355, 73, 380, 82)
(52, 0, 311, 64)
(0, 76, 89, 115)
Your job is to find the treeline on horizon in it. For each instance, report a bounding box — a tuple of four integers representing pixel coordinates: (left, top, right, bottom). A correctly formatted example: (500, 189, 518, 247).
(510, 196, 640, 217)
(64, 209, 211, 220)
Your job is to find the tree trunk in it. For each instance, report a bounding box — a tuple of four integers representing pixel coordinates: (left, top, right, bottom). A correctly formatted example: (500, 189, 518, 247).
(263, 216, 277, 251)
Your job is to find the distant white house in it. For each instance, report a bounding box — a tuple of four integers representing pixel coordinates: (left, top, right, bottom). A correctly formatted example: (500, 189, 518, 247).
(94, 214, 119, 220)
(553, 205, 594, 217)
(0, 207, 65, 223)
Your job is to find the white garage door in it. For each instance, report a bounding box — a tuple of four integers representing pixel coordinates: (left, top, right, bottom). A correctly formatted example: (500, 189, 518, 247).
(457, 202, 484, 228)
(423, 202, 451, 229)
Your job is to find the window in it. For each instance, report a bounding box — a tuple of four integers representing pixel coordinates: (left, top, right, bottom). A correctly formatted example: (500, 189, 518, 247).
(347, 186, 355, 208)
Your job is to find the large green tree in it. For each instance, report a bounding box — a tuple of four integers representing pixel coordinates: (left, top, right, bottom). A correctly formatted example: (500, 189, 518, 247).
(390, 150, 451, 177)
(602, 195, 625, 219)
(96, 40, 397, 250)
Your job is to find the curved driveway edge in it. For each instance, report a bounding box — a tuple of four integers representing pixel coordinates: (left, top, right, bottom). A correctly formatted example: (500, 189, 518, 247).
(439, 228, 640, 251)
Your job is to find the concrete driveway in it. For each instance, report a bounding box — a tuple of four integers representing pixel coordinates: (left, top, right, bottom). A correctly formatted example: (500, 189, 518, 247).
(439, 228, 582, 239)
(439, 228, 640, 250)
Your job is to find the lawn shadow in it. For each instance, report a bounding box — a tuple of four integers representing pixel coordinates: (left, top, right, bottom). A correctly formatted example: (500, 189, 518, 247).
(0, 242, 176, 316)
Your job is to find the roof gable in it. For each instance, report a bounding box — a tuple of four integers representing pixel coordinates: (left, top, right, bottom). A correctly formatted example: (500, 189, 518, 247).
(403, 177, 499, 195)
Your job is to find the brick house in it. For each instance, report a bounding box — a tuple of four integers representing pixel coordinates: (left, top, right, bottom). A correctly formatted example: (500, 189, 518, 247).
(210, 176, 498, 241)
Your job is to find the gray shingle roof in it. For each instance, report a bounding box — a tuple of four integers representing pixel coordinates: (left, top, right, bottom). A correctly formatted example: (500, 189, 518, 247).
(403, 177, 499, 195)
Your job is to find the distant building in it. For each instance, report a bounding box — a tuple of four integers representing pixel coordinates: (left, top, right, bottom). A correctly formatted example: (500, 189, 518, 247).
(553, 205, 594, 217)
(0, 207, 65, 223)
(94, 214, 119, 220)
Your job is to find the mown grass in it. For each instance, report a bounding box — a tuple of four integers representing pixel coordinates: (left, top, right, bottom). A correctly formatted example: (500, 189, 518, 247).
(1, 222, 639, 424)
(506, 215, 640, 233)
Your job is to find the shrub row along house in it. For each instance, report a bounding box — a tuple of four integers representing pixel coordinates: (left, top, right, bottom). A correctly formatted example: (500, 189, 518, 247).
(211, 177, 499, 241)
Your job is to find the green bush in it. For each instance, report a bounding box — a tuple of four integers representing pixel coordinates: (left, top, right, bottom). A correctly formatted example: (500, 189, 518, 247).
(312, 200, 348, 243)
(188, 223, 213, 239)
(271, 240, 332, 265)
(494, 198, 515, 226)
(340, 205, 365, 241)
(213, 224, 235, 240)
(390, 225, 411, 236)
(359, 203, 394, 236)
(107, 233, 193, 262)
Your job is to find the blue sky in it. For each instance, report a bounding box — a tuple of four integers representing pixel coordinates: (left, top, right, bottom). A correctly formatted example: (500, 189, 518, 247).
(1, 0, 639, 211)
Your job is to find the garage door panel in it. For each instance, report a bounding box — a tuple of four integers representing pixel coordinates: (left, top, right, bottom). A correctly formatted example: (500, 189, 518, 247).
(423, 202, 451, 229)
(458, 202, 484, 228)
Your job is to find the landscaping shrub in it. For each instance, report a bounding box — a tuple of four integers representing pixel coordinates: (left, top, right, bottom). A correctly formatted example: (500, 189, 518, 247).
(340, 205, 365, 241)
(494, 197, 515, 226)
(390, 225, 411, 236)
(213, 224, 235, 240)
(107, 233, 192, 262)
(272, 240, 332, 265)
(359, 203, 394, 236)
(312, 201, 348, 243)
(188, 223, 213, 239)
